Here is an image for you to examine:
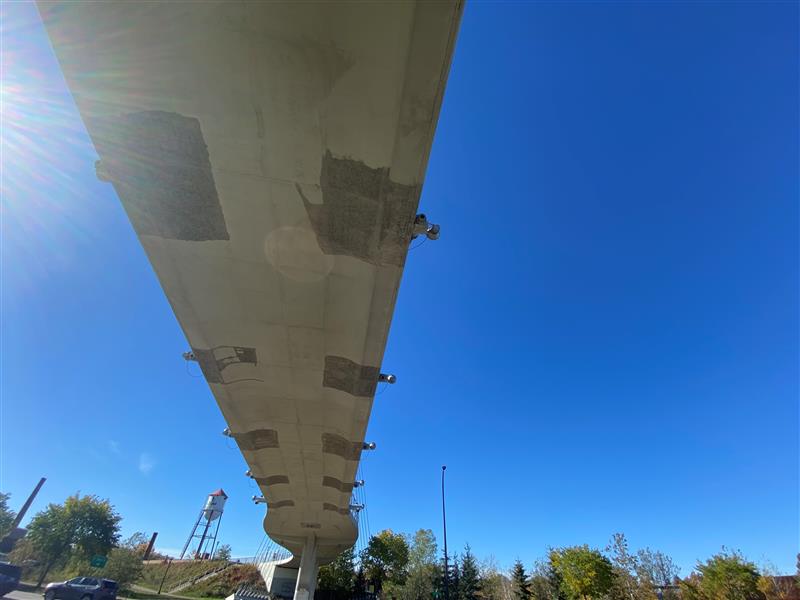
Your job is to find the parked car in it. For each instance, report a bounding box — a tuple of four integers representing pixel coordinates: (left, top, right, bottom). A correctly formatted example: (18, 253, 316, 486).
(0, 562, 21, 597)
(43, 578, 117, 600)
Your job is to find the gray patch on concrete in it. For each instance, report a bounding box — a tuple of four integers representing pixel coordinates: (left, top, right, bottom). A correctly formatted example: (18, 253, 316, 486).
(268, 500, 295, 509)
(323, 355, 379, 397)
(192, 346, 258, 384)
(322, 476, 354, 493)
(256, 475, 290, 486)
(323, 503, 350, 515)
(90, 110, 228, 241)
(321, 433, 362, 461)
(301, 522, 322, 529)
(235, 429, 280, 451)
(297, 151, 419, 266)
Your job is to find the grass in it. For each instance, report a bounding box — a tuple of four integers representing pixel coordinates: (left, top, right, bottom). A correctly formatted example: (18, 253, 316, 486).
(122, 589, 206, 600)
(138, 561, 227, 594)
(179, 564, 262, 599)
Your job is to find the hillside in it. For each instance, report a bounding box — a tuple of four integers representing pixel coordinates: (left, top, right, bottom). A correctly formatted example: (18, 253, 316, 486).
(180, 564, 263, 598)
(138, 560, 227, 593)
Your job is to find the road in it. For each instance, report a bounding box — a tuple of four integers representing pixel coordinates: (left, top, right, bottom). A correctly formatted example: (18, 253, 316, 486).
(8, 588, 188, 600)
(7, 590, 41, 600)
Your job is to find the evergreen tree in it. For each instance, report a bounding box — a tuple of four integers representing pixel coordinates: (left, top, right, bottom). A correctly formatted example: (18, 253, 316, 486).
(511, 559, 531, 600)
(451, 554, 461, 599)
(437, 552, 462, 599)
(459, 545, 481, 600)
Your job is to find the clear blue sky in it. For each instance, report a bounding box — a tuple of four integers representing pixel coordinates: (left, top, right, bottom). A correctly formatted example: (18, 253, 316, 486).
(2, 0, 797, 574)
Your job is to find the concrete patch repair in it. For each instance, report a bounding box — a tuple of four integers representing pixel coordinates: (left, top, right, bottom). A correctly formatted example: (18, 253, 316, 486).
(321, 476, 354, 493)
(192, 346, 258, 384)
(256, 475, 291, 487)
(92, 111, 229, 242)
(234, 429, 280, 451)
(322, 503, 350, 515)
(298, 152, 419, 267)
(321, 433, 362, 461)
(322, 355, 380, 397)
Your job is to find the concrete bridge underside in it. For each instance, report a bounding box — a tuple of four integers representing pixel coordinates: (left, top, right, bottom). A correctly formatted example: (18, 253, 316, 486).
(38, 2, 462, 597)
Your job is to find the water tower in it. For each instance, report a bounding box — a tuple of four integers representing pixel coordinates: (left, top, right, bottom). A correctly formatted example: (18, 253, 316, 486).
(180, 489, 228, 560)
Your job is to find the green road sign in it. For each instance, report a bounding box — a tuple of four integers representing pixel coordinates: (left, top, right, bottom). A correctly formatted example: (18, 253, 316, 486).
(90, 555, 107, 568)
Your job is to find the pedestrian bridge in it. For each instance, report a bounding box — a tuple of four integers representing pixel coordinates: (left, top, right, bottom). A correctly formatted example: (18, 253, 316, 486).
(38, 2, 462, 598)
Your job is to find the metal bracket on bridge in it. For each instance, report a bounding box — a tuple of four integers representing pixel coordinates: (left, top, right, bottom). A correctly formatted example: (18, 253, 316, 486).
(412, 214, 440, 241)
(378, 373, 397, 384)
(245, 470, 254, 478)
(353, 480, 365, 488)
(222, 428, 233, 438)
(350, 504, 365, 513)
(183, 351, 197, 361)
(362, 442, 377, 451)
(252, 496, 267, 505)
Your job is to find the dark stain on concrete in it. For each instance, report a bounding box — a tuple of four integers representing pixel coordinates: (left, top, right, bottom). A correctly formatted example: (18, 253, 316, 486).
(268, 500, 295, 509)
(235, 428, 280, 451)
(297, 152, 419, 266)
(193, 346, 258, 384)
(323, 355, 379, 397)
(321, 433, 362, 461)
(256, 475, 290, 486)
(91, 110, 228, 241)
(322, 476, 354, 493)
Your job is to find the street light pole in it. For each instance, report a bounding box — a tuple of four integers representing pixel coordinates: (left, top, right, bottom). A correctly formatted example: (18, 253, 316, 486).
(441, 465, 449, 600)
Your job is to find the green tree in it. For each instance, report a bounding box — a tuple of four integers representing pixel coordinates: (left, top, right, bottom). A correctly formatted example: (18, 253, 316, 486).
(215, 544, 232, 561)
(511, 559, 531, 600)
(404, 529, 438, 600)
(361, 530, 409, 593)
(103, 534, 145, 592)
(530, 558, 563, 600)
(459, 545, 480, 600)
(354, 567, 367, 595)
(27, 495, 121, 586)
(636, 547, 679, 600)
(549, 545, 615, 600)
(679, 549, 764, 600)
(757, 564, 796, 600)
(607, 533, 642, 600)
(0, 493, 16, 538)
(478, 556, 509, 600)
(317, 546, 355, 598)
(123, 532, 149, 552)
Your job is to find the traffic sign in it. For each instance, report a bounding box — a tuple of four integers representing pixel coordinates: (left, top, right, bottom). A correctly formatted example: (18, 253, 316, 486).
(90, 555, 107, 568)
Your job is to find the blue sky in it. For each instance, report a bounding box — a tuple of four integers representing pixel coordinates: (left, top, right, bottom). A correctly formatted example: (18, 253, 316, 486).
(2, 0, 797, 573)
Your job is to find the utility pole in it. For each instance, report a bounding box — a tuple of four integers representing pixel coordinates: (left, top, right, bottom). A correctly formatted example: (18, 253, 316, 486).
(441, 465, 449, 600)
(157, 558, 173, 595)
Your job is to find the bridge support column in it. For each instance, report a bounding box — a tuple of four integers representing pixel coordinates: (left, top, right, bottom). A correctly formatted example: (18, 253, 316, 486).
(293, 535, 318, 600)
